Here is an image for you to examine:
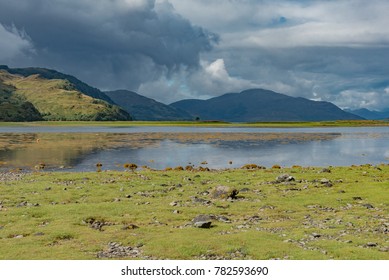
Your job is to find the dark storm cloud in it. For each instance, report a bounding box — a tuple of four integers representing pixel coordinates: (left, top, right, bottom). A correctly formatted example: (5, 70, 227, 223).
(0, 0, 218, 90)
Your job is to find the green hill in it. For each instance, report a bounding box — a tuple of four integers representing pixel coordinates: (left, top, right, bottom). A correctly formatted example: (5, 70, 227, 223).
(0, 65, 113, 103)
(170, 88, 363, 122)
(0, 77, 42, 121)
(105, 90, 193, 121)
(0, 68, 131, 121)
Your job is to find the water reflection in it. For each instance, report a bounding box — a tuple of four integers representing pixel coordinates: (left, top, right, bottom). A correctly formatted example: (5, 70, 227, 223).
(0, 129, 388, 171)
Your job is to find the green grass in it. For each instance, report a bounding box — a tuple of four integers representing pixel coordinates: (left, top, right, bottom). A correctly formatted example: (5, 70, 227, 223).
(0, 165, 388, 260)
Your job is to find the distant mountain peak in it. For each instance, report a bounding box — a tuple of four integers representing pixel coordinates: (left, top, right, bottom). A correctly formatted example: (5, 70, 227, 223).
(171, 88, 363, 122)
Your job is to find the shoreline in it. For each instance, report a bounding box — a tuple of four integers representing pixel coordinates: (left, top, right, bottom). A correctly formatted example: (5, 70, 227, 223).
(1, 120, 389, 128)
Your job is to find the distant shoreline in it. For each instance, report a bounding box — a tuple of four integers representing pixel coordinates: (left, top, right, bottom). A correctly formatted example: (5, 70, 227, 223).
(1, 120, 389, 127)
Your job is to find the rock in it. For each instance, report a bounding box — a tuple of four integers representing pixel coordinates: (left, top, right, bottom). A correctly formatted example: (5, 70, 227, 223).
(366, 242, 378, 247)
(240, 188, 250, 192)
(0, 225, 4, 230)
(83, 217, 112, 231)
(217, 216, 231, 223)
(126, 194, 132, 198)
(320, 168, 331, 173)
(276, 174, 295, 183)
(379, 247, 389, 252)
(97, 242, 142, 259)
(169, 201, 179, 207)
(362, 203, 374, 209)
(121, 224, 139, 230)
(311, 233, 321, 238)
(17, 201, 28, 207)
(34, 232, 45, 236)
(192, 215, 213, 228)
(191, 196, 211, 205)
(320, 178, 333, 187)
(352, 196, 363, 200)
(320, 178, 330, 184)
(211, 186, 239, 199)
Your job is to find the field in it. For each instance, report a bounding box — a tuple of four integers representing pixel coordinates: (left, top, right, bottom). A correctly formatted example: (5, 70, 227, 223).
(0, 165, 388, 260)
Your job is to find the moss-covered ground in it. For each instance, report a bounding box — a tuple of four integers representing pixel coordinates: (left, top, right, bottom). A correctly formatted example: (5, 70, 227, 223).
(0, 165, 388, 260)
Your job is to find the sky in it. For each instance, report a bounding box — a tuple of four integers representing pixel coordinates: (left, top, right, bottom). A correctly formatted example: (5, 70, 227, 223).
(1, 0, 389, 110)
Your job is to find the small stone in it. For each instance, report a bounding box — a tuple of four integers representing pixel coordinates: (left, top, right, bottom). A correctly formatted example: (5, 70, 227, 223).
(311, 233, 321, 238)
(194, 221, 212, 228)
(192, 215, 213, 229)
(17, 201, 28, 207)
(14, 235, 24, 239)
(211, 186, 239, 199)
(352, 196, 363, 200)
(173, 210, 181, 214)
(169, 201, 178, 207)
(379, 247, 388, 252)
(276, 174, 295, 183)
(320, 168, 331, 173)
(126, 194, 132, 198)
(362, 203, 374, 209)
(122, 224, 139, 230)
(366, 242, 378, 247)
(217, 216, 230, 223)
(34, 232, 45, 236)
(45, 187, 51, 191)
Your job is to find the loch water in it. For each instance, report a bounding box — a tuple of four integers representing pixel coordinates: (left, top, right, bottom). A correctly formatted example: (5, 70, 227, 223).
(0, 126, 388, 171)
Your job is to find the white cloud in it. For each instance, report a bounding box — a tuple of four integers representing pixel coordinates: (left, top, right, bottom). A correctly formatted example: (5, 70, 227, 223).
(138, 58, 259, 103)
(168, 0, 389, 49)
(0, 23, 33, 61)
(334, 90, 389, 110)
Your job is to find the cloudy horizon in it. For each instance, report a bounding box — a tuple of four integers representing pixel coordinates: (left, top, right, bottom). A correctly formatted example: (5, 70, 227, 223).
(1, 0, 389, 110)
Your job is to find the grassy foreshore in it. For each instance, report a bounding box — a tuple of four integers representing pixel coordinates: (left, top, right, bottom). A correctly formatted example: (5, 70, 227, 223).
(0, 165, 388, 260)
(0, 119, 389, 127)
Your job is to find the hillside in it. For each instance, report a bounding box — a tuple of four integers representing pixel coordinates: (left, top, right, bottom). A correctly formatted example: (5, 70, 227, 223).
(0, 69, 131, 121)
(0, 65, 113, 103)
(170, 88, 363, 122)
(105, 90, 193, 121)
(0, 77, 42, 121)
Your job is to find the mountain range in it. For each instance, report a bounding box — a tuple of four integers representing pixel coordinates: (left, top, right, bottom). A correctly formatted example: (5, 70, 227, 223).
(0, 65, 369, 122)
(346, 108, 389, 120)
(170, 89, 362, 122)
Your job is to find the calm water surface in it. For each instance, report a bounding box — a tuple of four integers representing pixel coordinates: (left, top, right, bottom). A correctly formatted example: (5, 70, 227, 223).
(0, 126, 388, 171)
